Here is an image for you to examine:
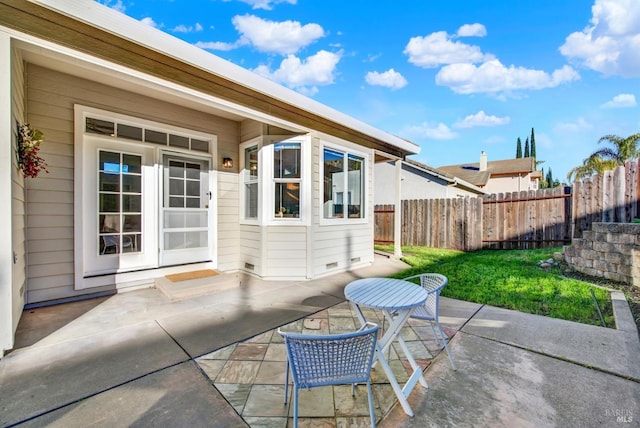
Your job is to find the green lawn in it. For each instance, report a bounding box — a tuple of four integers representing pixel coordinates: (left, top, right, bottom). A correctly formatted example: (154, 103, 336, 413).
(376, 245, 614, 328)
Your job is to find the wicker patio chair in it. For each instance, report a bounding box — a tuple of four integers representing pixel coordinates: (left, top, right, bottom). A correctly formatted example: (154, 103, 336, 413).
(403, 273, 457, 370)
(279, 322, 379, 428)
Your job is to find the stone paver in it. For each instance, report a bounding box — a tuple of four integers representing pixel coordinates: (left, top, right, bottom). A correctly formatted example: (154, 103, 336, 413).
(195, 301, 453, 426)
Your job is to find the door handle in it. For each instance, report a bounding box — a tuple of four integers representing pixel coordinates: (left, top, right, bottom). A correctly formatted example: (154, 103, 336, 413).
(206, 191, 212, 200)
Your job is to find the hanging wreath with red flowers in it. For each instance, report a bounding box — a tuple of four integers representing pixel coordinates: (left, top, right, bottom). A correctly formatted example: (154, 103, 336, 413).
(17, 123, 48, 178)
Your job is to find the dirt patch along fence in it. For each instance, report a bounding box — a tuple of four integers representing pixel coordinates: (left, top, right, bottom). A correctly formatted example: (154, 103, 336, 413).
(374, 159, 640, 251)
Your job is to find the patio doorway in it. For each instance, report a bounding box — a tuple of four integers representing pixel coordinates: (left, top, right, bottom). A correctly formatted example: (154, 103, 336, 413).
(160, 153, 213, 266)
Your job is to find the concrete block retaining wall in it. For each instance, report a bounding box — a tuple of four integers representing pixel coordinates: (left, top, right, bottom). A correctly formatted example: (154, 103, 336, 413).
(564, 222, 640, 287)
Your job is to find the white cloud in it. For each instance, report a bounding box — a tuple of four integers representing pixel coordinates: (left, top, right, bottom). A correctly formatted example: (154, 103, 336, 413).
(195, 41, 239, 51)
(453, 111, 510, 128)
(232, 14, 324, 55)
(140, 17, 159, 28)
(235, 0, 297, 10)
(601, 93, 637, 108)
(457, 23, 487, 38)
(364, 53, 382, 63)
(173, 23, 203, 33)
(436, 60, 580, 94)
(253, 50, 341, 94)
(554, 117, 594, 132)
(365, 69, 408, 90)
(560, 0, 640, 77)
(402, 122, 458, 140)
(98, 0, 125, 13)
(404, 31, 488, 68)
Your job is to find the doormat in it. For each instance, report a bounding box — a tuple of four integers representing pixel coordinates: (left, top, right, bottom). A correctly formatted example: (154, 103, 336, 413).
(165, 269, 219, 283)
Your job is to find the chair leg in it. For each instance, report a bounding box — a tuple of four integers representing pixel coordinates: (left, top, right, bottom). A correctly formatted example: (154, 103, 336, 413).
(292, 387, 299, 428)
(366, 381, 377, 428)
(284, 362, 289, 404)
(434, 321, 457, 370)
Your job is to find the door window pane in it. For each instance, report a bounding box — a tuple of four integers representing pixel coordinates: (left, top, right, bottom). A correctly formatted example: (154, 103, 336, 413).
(117, 124, 143, 141)
(86, 118, 115, 136)
(98, 150, 142, 255)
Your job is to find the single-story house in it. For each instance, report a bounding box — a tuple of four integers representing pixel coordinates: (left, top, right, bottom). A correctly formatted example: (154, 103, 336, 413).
(374, 158, 486, 205)
(0, 1, 419, 354)
(438, 151, 541, 194)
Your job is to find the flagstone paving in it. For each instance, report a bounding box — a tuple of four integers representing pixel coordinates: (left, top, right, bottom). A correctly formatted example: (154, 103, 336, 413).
(196, 301, 454, 427)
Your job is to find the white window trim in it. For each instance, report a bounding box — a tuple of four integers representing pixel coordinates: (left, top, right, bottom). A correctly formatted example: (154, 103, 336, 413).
(73, 105, 218, 290)
(239, 137, 261, 226)
(264, 136, 311, 226)
(319, 140, 369, 226)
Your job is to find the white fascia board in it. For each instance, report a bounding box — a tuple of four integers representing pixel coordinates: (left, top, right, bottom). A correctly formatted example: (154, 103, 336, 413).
(404, 161, 486, 195)
(33, 0, 420, 155)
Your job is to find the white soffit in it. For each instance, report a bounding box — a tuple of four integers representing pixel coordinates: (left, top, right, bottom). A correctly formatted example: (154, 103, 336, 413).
(14, 37, 306, 132)
(32, 0, 420, 155)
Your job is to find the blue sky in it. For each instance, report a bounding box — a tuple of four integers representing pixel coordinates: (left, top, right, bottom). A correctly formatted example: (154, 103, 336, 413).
(98, 0, 640, 183)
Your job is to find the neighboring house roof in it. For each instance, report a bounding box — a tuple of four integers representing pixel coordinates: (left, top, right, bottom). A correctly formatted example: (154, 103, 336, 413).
(403, 159, 486, 195)
(438, 157, 536, 187)
(1, 0, 419, 159)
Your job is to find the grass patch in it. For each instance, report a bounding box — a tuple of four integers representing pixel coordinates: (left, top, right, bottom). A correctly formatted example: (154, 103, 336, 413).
(376, 245, 614, 327)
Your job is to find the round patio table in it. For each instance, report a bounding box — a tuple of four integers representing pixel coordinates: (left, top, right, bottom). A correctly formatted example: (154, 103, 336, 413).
(344, 277, 429, 417)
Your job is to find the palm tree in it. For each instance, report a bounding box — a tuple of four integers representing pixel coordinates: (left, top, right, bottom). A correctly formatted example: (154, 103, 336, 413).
(567, 155, 618, 182)
(592, 133, 640, 163)
(567, 132, 640, 182)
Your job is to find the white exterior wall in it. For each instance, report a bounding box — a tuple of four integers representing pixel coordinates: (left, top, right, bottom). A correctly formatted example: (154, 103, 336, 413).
(1, 34, 24, 353)
(483, 174, 536, 194)
(217, 171, 240, 272)
(310, 135, 374, 278)
(374, 161, 478, 204)
(265, 226, 307, 278)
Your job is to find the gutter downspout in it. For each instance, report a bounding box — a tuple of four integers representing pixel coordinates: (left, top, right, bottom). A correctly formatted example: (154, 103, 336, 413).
(394, 159, 402, 259)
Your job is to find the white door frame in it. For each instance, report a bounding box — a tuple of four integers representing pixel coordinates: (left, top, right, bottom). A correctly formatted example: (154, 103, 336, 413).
(73, 105, 218, 290)
(159, 151, 214, 266)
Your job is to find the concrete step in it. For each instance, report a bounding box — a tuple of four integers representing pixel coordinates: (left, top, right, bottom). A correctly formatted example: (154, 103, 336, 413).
(155, 271, 241, 302)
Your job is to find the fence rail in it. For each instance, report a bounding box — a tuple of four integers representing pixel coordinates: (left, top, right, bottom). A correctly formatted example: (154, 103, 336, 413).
(374, 160, 640, 250)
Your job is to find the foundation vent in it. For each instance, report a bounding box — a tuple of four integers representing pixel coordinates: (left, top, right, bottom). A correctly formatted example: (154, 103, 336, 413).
(326, 262, 338, 269)
(244, 263, 255, 270)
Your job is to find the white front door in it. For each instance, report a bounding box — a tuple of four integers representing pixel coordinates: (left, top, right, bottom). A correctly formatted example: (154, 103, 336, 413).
(160, 153, 212, 266)
(80, 138, 158, 279)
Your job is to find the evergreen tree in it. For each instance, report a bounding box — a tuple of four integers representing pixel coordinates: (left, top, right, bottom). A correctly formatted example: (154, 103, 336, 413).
(540, 167, 546, 188)
(546, 168, 554, 188)
(516, 137, 522, 158)
(524, 137, 530, 157)
(530, 128, 536, 159)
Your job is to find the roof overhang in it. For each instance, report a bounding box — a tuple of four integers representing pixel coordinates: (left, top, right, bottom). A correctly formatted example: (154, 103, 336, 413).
(0, 0, 419, 158)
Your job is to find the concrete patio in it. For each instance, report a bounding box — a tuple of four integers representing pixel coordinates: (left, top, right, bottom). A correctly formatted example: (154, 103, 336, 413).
(1, 254, 639, 427)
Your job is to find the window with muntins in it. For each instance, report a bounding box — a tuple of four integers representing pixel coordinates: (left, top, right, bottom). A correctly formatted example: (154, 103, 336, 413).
(98, 150, 142, 254)
(244, 145, 259, 219)
(323, 147, 364, 219)
(273, 142, 301, 218)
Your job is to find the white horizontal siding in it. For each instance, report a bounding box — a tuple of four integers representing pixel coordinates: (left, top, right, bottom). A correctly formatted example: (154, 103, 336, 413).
(238, 224, 262, 274)
(265, 226, 306, 278)
(216, 172, 240, 272)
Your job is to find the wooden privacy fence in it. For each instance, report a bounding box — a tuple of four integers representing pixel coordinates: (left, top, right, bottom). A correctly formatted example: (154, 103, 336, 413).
(374, 159, 640, 250)
(572, 161, 639, 237)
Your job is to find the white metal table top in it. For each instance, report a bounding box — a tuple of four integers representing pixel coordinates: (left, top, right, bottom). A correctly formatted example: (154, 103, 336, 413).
(344, 277, 428, 310)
